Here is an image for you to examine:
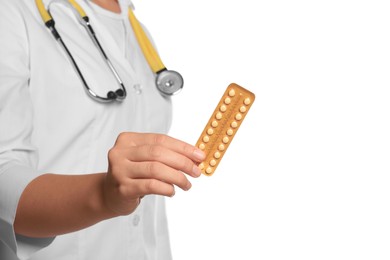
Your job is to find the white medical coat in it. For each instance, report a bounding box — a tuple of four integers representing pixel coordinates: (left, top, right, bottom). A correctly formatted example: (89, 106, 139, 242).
(0, 0, 173, 259)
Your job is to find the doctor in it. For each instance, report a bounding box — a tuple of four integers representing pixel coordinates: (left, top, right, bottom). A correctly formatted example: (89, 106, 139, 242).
(0, 0, 205, 259)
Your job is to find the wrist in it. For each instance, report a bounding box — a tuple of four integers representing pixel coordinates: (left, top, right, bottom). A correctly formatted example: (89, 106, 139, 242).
(89, 173, 120, 220)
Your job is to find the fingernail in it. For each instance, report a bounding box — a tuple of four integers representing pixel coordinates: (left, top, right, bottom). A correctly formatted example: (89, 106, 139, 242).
(186, 182, 192, 191)
(192, 165, 202, 177)
(193, 149, 206, 161)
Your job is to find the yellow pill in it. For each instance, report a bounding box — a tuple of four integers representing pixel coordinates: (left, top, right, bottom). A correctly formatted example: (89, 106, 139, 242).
(214, 152, 221, 159)
(231, 121, 238, 128)
(227, 129, 233, 136)
(199, 163, 204, 170)
(211, 120, 218, 127)
(203, 135, 210, 142)
(244, 98, 251, 105)
(240, 106, 247, 113)
(229, 89, 236, 97)
(222, 136, 229, 143)
(216, 112, 222, 120)
(224, 97, 231, 105)
(206, 167, 213, 174)
(220, 105, 227, 112)
(218, 144, 225, 151)
(235, 113, 242, 120)
(199, 143, 205, 150)
(207, 128, 214, 135)
(210, 159, 216, 166)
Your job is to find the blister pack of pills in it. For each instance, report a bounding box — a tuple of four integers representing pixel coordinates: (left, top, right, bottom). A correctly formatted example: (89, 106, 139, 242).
(195, 83, 255, 176)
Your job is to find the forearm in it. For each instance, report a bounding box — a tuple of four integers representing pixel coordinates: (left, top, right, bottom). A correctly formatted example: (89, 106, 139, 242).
(14, 173, 117, 238)
(13, 133, 205, 238)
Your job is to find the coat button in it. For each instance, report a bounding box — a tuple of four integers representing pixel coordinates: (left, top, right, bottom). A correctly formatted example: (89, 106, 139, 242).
(133, 84, 143, 94)
(133, 214, 141, 226)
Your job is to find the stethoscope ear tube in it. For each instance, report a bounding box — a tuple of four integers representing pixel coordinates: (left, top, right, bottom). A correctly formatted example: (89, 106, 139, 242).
(35, 0, 52, 23)
(37, 0, 127, 102)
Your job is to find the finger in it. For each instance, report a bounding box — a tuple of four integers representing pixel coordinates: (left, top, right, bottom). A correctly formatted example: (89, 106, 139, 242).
(127, 161, 192, 191)
(116, 133, 205, 162)
(125, 178, 176, 198)
(125, 145, 201, 178)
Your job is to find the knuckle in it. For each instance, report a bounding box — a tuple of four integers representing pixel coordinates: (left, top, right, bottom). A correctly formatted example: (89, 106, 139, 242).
(181, 158, 193, 172)
(154, 134, 167, 145)
(118, 180, 139, 199)
(146, 162, 159, 177)
(182, 143, 192, 155)
(167, 185, 175, 197)
(118, 184, 128, 197)
(117, 132, 128, 142)
(107, 148, 119, 162)
(148, 145, 162, 158)
(177, 173, 189, 187)
(145, 179, 158, 193)
(117, 132, 136, 145)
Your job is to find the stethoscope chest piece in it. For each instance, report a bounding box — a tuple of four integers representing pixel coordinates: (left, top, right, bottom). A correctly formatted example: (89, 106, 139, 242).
(156, 70, 183, 96)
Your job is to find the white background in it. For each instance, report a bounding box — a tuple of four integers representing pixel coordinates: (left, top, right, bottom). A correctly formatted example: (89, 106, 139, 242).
(134, 1, 390, 259)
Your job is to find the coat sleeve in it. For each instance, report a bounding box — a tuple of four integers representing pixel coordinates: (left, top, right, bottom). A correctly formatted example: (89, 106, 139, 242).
(0, 1, 54, 259)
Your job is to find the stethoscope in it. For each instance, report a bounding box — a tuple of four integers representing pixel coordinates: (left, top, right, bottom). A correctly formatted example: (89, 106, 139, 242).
(35, 0, 183, 102)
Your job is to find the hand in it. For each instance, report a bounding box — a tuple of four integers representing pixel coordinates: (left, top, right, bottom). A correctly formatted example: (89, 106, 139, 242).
(102, 132, 205, 216)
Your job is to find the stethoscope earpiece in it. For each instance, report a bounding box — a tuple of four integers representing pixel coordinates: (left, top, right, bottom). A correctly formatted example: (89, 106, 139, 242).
(115, 89, 125, 98)
(107, 91, 117, 100)
(107, 89, 126, 101)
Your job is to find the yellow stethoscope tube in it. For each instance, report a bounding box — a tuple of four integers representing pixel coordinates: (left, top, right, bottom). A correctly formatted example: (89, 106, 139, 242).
(35, 0, 183, 102)
(35, 0, 52, 24)
(126, 7, 183, 96)
(67, 0, 87, 18)
(128, 8, 165, 73)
